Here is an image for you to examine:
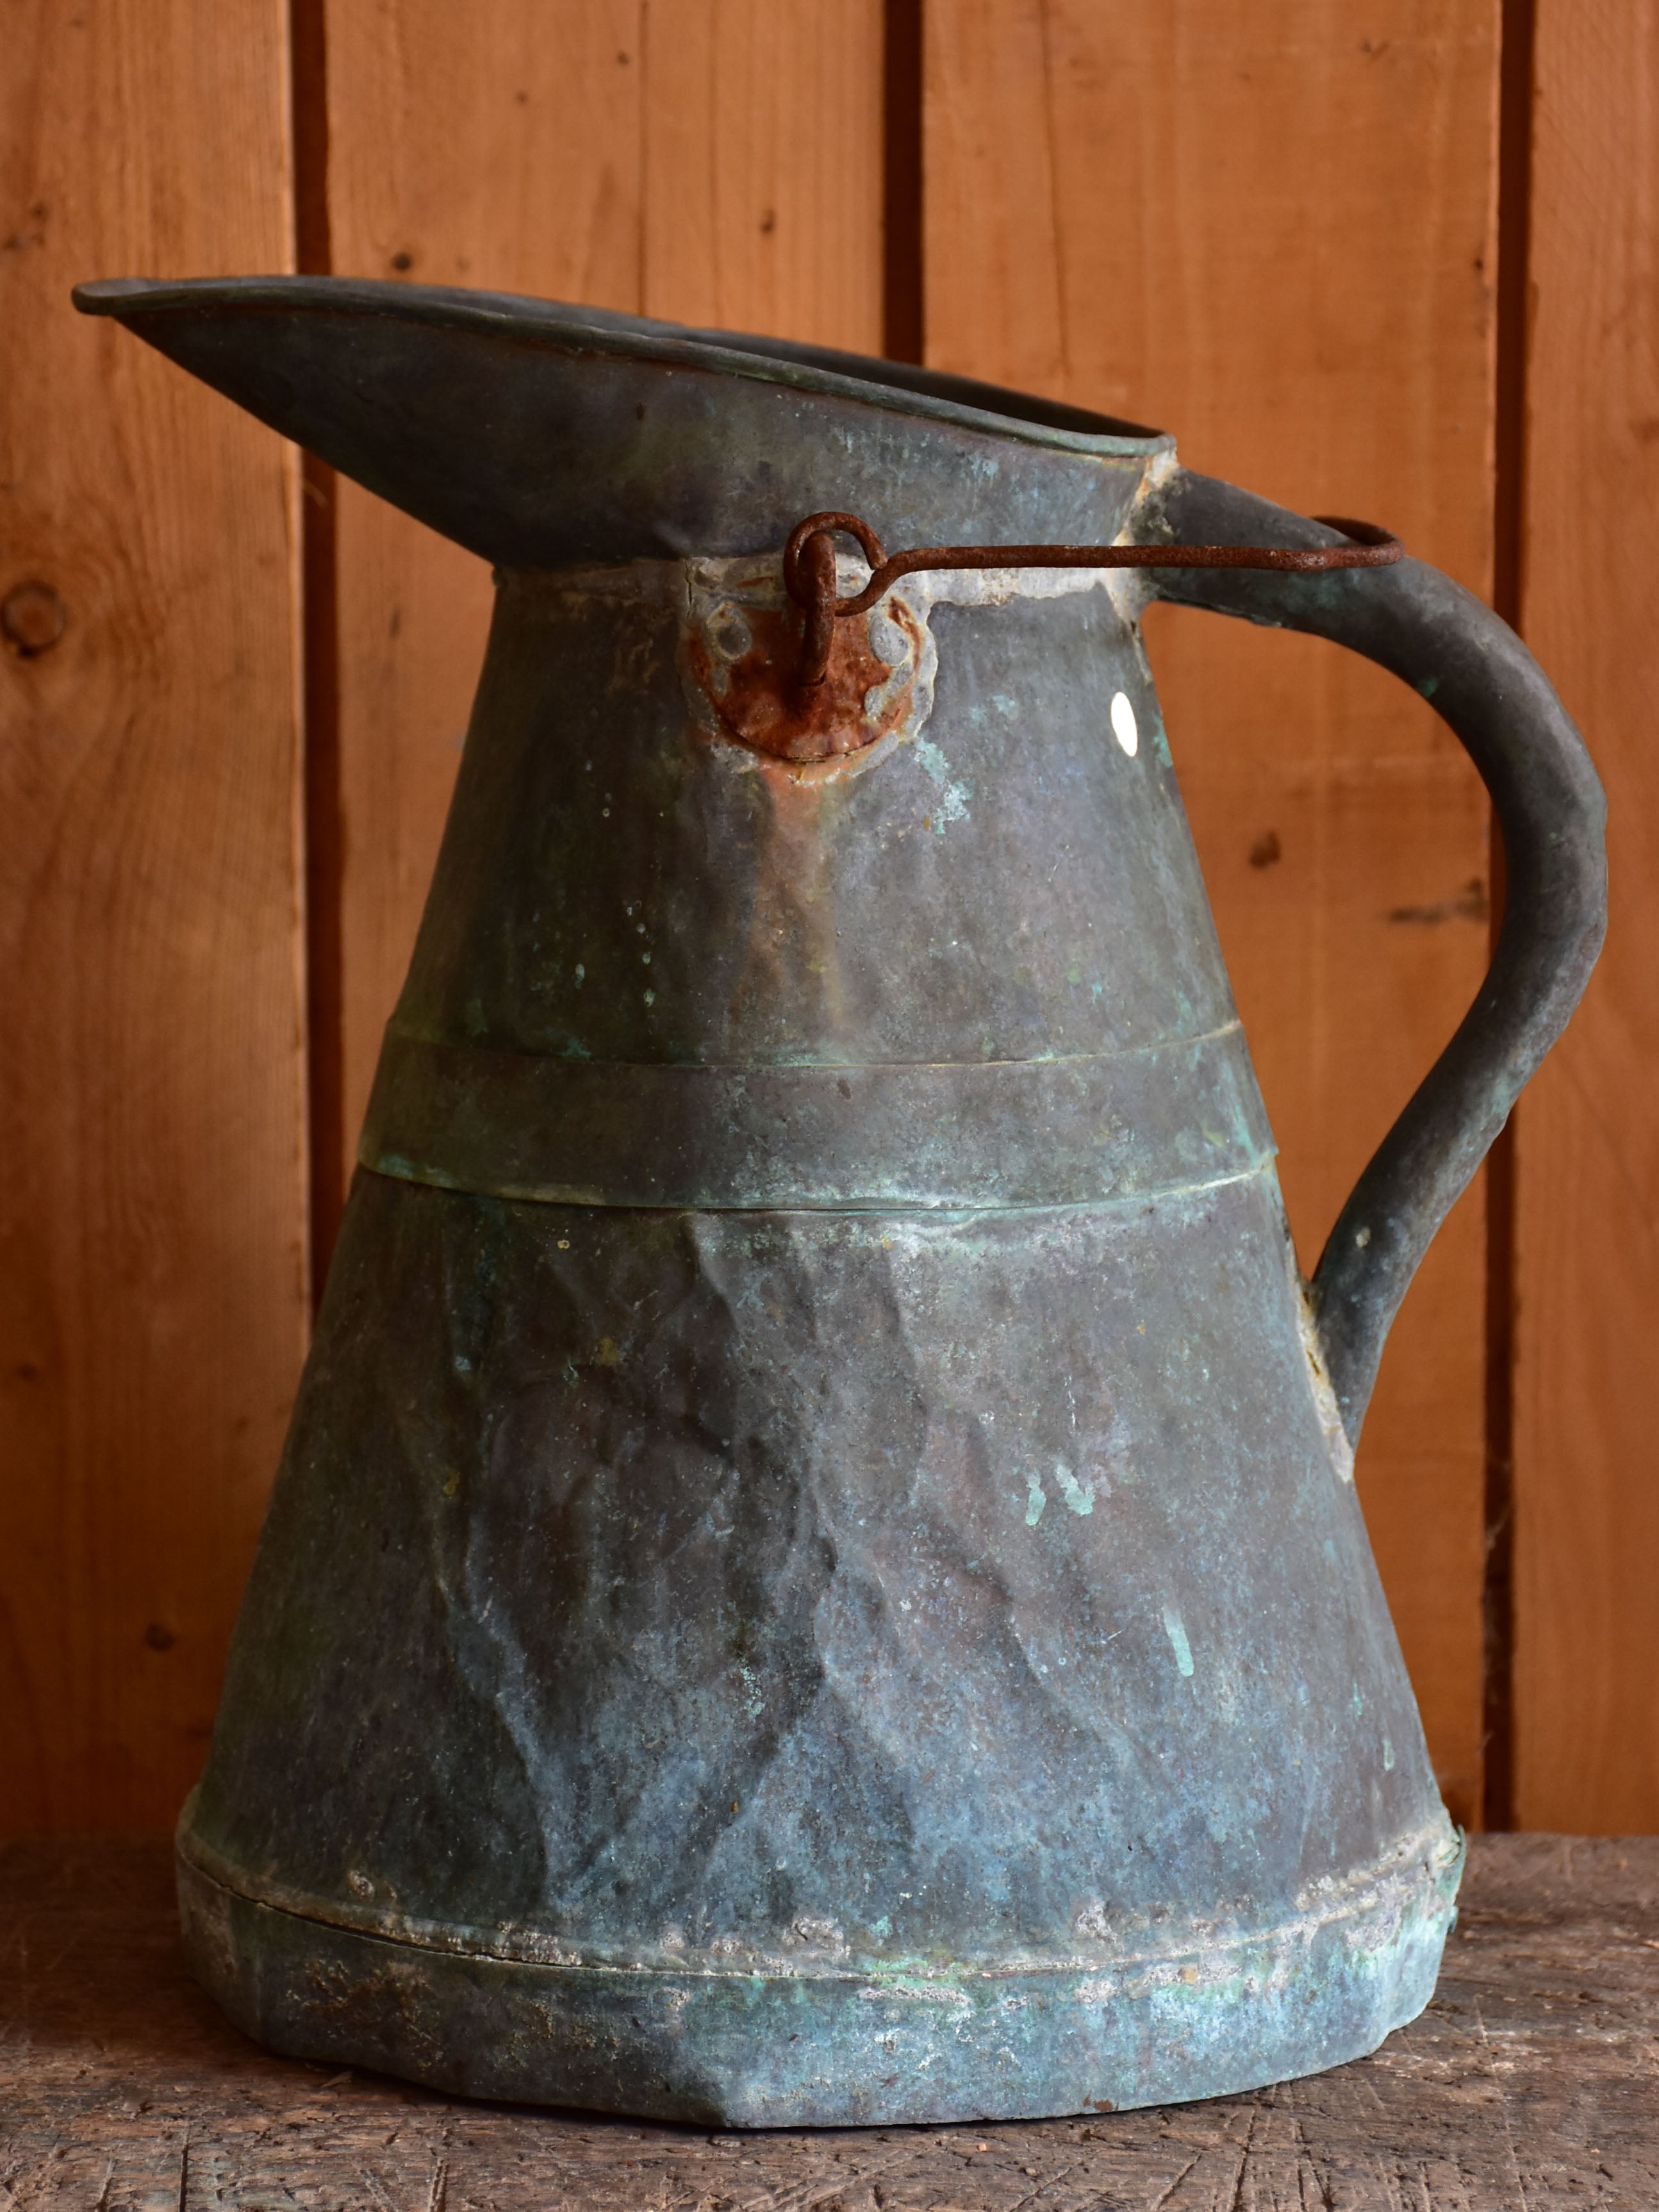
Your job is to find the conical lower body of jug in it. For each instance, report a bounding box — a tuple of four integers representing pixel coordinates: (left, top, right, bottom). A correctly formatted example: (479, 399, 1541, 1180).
(174, 561, 1461, 2126)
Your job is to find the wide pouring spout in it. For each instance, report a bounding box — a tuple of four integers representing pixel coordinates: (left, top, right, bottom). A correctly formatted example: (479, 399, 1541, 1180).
(73, 276, 1169, 565)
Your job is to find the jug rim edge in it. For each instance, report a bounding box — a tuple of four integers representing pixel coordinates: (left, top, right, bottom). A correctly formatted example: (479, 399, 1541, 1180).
(72, 274, 1176, 465)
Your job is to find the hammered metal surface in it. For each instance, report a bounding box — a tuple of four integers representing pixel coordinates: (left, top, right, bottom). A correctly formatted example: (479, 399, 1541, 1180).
(181, 1166, 1453, 2122)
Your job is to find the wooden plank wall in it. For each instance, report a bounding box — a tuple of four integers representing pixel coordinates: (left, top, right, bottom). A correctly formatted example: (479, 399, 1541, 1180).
(0, 0, 309, 1831)
(0, 0, 1648, 1836)
(1513, 1, 1659, 1832)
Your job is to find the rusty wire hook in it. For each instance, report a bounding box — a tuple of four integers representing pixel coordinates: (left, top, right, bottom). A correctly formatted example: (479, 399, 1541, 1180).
(782, 508, 1404, 689)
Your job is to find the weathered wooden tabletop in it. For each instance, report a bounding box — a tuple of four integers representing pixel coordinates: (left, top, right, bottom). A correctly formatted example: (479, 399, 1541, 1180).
(4, 1833, 1657, 2209)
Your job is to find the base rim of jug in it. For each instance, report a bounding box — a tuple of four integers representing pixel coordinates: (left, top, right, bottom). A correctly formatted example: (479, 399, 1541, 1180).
(176, 1819, 1463, 2126)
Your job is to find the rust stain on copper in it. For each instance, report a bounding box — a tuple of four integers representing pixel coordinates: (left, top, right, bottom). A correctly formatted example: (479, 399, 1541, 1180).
(689, 597, 920, 764)
(727, 769, 849, 1045)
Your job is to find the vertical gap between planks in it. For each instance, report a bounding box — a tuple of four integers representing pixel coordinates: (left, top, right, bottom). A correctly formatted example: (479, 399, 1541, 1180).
(883, 0, 924, 362)
(1483, 0, 1537, 1834)
(290, 0, 344, 1306)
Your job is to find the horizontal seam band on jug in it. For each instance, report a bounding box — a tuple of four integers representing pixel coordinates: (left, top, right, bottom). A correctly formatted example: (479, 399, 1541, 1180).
(176, 1815, 1462, 1985)
(357, 1026, 1276, 1212)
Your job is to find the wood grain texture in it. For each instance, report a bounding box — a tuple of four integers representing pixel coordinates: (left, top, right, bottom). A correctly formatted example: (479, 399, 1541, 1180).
(5, 1833, 1657, 2206)
(640, 0, 885, 343)
(324, 0, 884, 1182)
(1513, 3, 1659, 1830)
(924, 0, 1501, 1826)
(0, 3, 308, 1831)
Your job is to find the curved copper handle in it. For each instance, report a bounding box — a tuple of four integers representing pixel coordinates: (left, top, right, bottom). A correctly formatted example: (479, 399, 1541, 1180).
(1140, 469, 1606, 1444)
(782, 507, 1403, 687)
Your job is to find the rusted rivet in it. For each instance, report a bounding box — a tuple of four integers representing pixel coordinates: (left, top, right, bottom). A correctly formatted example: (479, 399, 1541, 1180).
(2, 581, 67, 657)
